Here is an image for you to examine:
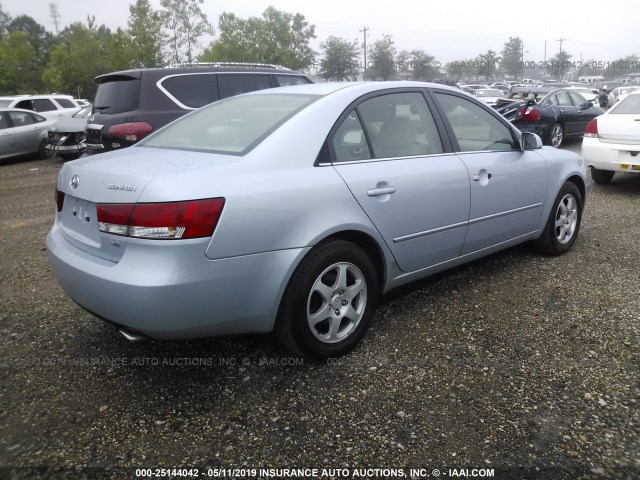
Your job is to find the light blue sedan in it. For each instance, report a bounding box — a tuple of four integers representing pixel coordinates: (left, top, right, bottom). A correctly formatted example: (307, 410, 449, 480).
(47, 82, 588, 358)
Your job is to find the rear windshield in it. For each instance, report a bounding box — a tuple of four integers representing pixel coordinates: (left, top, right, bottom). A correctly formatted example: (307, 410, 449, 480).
(611, 95, 640, 114)
(0, 100, 12, 107)
(140, 93, 319, 156)
(93, 77, 140, 114)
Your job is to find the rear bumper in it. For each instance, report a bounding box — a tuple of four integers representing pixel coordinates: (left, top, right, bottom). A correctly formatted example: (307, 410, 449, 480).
(582, 137, 640, 172)
(46, 222, 309, 339)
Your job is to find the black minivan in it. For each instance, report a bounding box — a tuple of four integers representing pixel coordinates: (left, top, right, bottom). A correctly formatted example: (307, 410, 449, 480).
(85, 63, 312, 155)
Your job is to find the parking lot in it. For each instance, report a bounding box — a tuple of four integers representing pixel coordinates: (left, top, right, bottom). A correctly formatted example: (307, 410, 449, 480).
(0, 140, 638, 478)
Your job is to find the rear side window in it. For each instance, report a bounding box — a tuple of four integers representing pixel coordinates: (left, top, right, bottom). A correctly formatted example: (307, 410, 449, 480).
(434, 93, 515, 152)
(140, 93, 318, 156)
(160, 74, 219, 108)
(276, 75, 311, 87)
(0, 113, 8, 129)
(219, 74, 272, 97)
(32, 99, 57, 112)
(94, 77, 140, 114)
(55, 98, 76, 108)
(358, 92, 444, 158)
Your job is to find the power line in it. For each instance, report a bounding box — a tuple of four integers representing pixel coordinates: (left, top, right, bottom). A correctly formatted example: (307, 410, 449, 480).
(360, 27, 369, 81)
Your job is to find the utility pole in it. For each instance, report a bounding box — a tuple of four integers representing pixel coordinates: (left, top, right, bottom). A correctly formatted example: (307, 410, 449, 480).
(556, 38, 566, 81)
(360, 27, 369, 81)
(49, 2, 60, 35)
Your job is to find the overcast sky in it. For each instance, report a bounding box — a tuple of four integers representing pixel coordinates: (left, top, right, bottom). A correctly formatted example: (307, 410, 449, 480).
(4, 0, 639, 65)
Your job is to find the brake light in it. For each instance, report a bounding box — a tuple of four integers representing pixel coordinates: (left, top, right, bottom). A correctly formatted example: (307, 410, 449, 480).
(97, 199, 225, 239)
(584, 118, 598, 138)
(55, 187, 65, 212)
(106, 122, 153, 142)
(515, 107, 525, 119)
(523, 107, 541, 121)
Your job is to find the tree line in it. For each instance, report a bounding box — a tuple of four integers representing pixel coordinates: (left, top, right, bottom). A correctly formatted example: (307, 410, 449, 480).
(1, 1, 638, 98)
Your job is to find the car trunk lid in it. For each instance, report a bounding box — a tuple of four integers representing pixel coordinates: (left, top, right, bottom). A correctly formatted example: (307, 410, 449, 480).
(57, 147, 236, 262)
(597, 115, 640, 145)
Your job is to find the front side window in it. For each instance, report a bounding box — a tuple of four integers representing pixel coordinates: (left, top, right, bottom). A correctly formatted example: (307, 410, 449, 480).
(220, 74, 272, 97)
(434, 93, 515, 152)
(55, 98, 76, 108)
(357, 92, 443, 159)
(276, 75, 312, 87)
(140, 93, 318, 156)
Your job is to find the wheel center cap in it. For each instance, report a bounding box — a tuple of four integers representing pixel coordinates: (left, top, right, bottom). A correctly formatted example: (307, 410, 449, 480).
(332, 296, 343, 309)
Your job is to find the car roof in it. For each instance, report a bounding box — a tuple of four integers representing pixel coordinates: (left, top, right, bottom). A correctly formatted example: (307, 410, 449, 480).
(241, 81, 462, 97)
(0, 107, 48, 114)
(95, 64, 307, 82)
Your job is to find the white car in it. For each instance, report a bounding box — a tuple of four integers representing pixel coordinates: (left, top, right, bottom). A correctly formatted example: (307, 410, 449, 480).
(610, 86, 640, 105)
(0, 108, 56, 160)
(564, 86, 600, 108)
(0, 95, 81, 120)
(582, 90, 640, 184)
(473, 88, 504, 106)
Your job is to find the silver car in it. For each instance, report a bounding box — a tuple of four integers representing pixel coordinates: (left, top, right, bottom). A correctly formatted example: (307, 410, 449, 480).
(0, 108, 55, 160)
(47, 82, 589, 358)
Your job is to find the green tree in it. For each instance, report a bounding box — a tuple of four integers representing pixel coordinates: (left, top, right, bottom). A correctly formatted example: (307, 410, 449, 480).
(607, 54, 640, 78)
(545, 50, 572, 80)
(0, 31, 39, 94)
(319, 35, 360, 81)
(42, 21, 113, 98)
(200, 7, 316, 70)
(500, 36, 523, 79)
(0, 2, 11, 37)
(127, 0, 165, 67)
(160, 0, 214, 64)
(369, 34, 396, 80)
(476, 50, 500, 81)
(108, 28, 135, 71)
(396, 49, 410, 79)
(410, 50, 438, 81)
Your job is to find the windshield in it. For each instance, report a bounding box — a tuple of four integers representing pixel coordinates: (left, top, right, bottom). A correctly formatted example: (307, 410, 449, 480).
(477, 89, 503, 97)
(140, 93, 319, 156)
(611, 95, 640, 114)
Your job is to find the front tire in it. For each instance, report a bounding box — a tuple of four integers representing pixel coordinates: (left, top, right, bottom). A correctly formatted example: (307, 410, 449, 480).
(38, 139, 49, 159)
(533, 182, 583, 255)
(547, 123, 564, 148)
(276, 240, 379, 359)
(590, 166, 614, 184)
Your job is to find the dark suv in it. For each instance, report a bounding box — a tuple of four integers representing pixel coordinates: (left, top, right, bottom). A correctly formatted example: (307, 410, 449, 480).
(85, 63, 312, 155)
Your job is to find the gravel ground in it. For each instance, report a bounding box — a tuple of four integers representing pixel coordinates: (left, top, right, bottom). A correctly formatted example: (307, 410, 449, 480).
(0, 141, 638, 480)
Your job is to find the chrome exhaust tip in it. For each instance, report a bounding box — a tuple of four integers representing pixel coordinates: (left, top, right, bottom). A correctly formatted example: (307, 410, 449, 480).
(118, 328, 146, 342)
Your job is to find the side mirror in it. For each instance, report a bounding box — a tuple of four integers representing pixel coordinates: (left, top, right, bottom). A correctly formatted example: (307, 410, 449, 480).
(521, 132, 543, 150)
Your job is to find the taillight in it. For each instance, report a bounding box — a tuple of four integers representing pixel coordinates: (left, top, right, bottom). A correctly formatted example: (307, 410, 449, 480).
(523, 107, 541, 121)
(96, 199, 225, 240)
(106, 122, 153, 142)
(55, 187, 65, 212)
(584, 118, 598, 138)
(515, 107, 525, 119)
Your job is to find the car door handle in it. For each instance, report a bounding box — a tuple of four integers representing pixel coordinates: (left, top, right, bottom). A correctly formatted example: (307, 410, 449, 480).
(473, 172, 492, 181)
(367, 187, 396, 196)
(560, 109, 566, 113)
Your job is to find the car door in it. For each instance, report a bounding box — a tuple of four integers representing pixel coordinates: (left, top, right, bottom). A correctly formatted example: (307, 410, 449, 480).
(549, 91, 579, 135)
(567, 91, 596, 134)
(431, 90, 547, 255)
(0, 112, 17, 158)
(6, 111, 43, 155)
(329, 90, 471, 273)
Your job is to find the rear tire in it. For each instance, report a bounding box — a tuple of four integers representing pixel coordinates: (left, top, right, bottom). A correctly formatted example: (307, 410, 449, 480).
(275, 240, 379, 359)
(547, 123, 564, 148)
(533, 181, 583, 255)
(590, 166, 614, 184)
